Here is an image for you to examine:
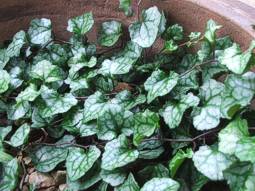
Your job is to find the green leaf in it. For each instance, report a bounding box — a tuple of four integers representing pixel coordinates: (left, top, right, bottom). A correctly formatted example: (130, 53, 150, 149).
(66, 146, 101, 181)
(16, 84, 40, 103)
(219, 41, 255, 74)
(40, 85, 78, 118)
(221, 72, 255, 118)
(99, 41, 142, 75)
(235, 136, 255, 163)
(0, 69, 10, 93)
(0, 49, 10, 69)
(133, 109, 160, 146)
(97, 104, 125, 140)
(115, 173, 140, 191)
(96, 182, 109, 191)
(67, 162, 102, 190)
(162, 93, 199, 129)
(31, 107, 52, 128)
(204, 19, 222, 44)
(101, 134, 139, 170)
(112, 90, 146, 110)
(140, 178, 180, 191)
(46, 43, 69, 65)
(30, 135, 72, 172)
(0, 150, 13, 163)
(6, 30, 26, 57)
(0, 158, 20, 191)
(7, 101, 30, 120)
(138, 164, 169, 182)
(9, 123, 30, 147)
(169, 148, 193, 177)
(28, 18, 52, 45)
(67, 12, 94, 35)
(119, 0, 132, 16)
(193, 79, 225, 130)
(129, 6, 162, 48)
(83, 91, 108, 122)
(144, 69, 179, 103)
(0, 126, 12, 141)
(99, 21, 122, 47)
(9, 65, 24, 89)
(31, 60, 64, 83)
(218, 117, 249, 155)
(192, 145, 233, 180)
(62, 108, 97, 136)
(223, 161, 255, 191)
(100, 169, 127, 186)
(164, 24, 183, 41)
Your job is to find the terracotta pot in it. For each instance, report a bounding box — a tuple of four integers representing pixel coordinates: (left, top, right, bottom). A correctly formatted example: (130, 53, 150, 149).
(0, 0, 255, 49)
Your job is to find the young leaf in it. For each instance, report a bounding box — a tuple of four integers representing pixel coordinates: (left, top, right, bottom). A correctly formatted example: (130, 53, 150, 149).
(28, 18, 52, 45)
(101, 134, 139, 170)
(223, 161, 255, 191)
(140, 178, 180, 191)
(0, 69, 10, 93)
(235, 136, 255, 163)
(144, 70, 179, 103)
(218, 117, 249, 155)
(100, 169, 127, 186)
(192, 145, 233, 180)
(219, 41, 255, 74)
(0, 158, 20, 191)
(164, 24, 184, 41)
(162, 93, 199, 129)
(204, 19, 222, 44)
(133, 109, 160, 146)
(169, 148, 193, 177)
(129, 6, 162, 48)
(30, 60, 64, 83)
(193, 79, 225, 130)
(98, 21, 122, 47)
(114, 173, 140, 191)
(67, 12, 94, 35)
(6, 30, 26, 58)
(66, 146, 101, 181)
(9, 123, 30, 147)
(40, 85, 78, 118)
(119, 0, 133, 16)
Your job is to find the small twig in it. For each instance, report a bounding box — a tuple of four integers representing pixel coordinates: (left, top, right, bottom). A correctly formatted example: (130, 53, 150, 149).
(75, 93, 118, 100)
(30, 141, 90, 150)
(180, 59, 218, 78)
(136, 0, 142, 20)
(19, 160, 27, 190)
(54, 38, 73, 45)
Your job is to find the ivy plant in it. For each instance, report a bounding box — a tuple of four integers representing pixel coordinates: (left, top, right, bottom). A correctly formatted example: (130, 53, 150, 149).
(0, 2, 255, 191)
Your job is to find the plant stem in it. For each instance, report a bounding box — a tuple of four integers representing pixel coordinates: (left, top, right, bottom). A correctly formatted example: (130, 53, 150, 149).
(180, 59, 218, 78)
